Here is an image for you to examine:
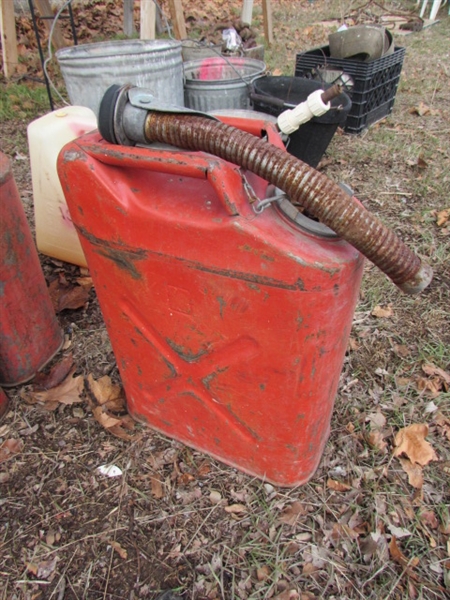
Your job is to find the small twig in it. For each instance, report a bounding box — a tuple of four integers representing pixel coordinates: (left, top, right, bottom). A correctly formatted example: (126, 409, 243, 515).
(430, 72, 441, 107)
(56, 577, 66, 600)
(379, 192, 413, 196)
(383, 558, 417, 600)
(360, 562, 389, 589)
(37, 527, 128, 557)
(48, 547, 78, 600)
(182, 504, 220, 554)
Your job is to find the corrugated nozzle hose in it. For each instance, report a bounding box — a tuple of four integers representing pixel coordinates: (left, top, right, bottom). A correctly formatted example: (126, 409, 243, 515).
(98, 85, 433, 295)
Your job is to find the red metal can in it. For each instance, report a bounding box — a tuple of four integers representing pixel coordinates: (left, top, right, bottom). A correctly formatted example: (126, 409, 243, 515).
(58, 116, 364, 486)
(0, 152, 63, 386)
(0, 387, 9, 421)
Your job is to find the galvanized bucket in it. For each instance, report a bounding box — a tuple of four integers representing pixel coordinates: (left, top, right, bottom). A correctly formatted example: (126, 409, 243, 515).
(181, 40, 223, 62)
(183, 56, 266, 112)
(56, 39, 184, 117)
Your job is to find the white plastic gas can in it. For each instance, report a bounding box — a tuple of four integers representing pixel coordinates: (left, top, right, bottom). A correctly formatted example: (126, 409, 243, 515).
(27, 106, 97, 267)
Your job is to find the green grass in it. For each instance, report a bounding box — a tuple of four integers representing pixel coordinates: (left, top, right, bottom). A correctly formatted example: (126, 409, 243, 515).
(418, 341, 450, 369)
(0, 83, 50, 120)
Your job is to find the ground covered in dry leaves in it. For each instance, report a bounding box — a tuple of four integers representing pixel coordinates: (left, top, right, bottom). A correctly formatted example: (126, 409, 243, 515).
(1, 1, 449, 599)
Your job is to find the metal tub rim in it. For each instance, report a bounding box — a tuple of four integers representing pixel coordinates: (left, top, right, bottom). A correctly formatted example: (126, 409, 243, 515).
(56, 39, 182, 63)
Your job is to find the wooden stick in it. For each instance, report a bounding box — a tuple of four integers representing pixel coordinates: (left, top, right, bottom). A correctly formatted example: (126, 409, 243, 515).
(168, 0, 187, 40)
(35, 0, 66, 50)
(123, 0, 136, 37)
(241, 0, 254, 25)
(141, 0, 156, 40)
(262, 0, 273, 46)
(0, 0, 19, 78)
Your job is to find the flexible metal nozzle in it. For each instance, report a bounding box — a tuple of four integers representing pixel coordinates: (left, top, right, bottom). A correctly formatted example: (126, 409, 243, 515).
(98, 85, 433, 295)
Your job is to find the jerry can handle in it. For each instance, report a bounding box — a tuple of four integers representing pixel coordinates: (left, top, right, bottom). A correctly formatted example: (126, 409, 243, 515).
(77, 136, 259, 218)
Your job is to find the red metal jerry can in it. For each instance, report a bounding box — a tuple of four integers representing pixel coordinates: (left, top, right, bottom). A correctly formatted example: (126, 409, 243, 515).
(58, 115, 364, 486)
(0, 152, 63, 387)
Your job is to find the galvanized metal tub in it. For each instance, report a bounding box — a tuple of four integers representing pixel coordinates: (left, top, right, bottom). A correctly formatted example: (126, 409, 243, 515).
(56, 39, 184, 117)
(181, 40, 223, 62)
(183, 56, 266, 111)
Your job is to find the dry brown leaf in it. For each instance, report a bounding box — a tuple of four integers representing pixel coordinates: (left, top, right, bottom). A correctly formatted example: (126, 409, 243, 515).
(49, 278, 90, 312)
(300, 592, 317, 600)
(209, 490, 222, 504)
(0, 438, 23, 464)
(76, 276, 94, 289)
(395, 376, 413, 389)
(436, 208, 450, 227)
(327, 478, 352, 492)
(109, 540, 127, 559)
(366, 430, 388, 452)
(178, 472, 195, 485)
(399, 458, 424, 489)
(367, 409, 387, 430)
(417, 155, 428, 170)
(434, 411, 450, 441)
(331, 523, 359, 543)
(439, 515, 450, 535)
(360, 535, 379, 557)
(102, 396, 128, 413)
(30, 367, 84, 407)
(26, 557, 58, 579)
(0, 472, 10, 483)
(92, 405, 122, 429)
(32, 354, 74, 390)
(196, 460, 211, 477)
(410, 101, 430, 116)
(419, 510, 439, 530)
(149, 448, 178, 469)
(348, 337, 359, 351)
(285, 541, 300, 556)
(278, 500, 305, 525)
(371, 304, 393, 318)
(302, 562, 318, 575)
(273, 590, 299, 600)
(416, 376, 442, 398)
(87, 375, 136, 439)
(412, 487, 424, 505)
(107, 423, 137, 441)
(393, 423, 438, 465)
(36, 556, 58, 580)
(394, 344, 410, 358)
(26, 562, 38, 576)
(46, 531, 56, 546)
(87, 374, 124, 407)
(422, 363, 450, 389)
(256, 565, 271, 581)
(225, 503, 247, 514)
(389, 536, 419, 570)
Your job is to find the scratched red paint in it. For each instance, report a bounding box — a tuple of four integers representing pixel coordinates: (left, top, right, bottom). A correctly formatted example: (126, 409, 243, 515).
(57, 117, 364, 486)
(0, 152, 63, 386)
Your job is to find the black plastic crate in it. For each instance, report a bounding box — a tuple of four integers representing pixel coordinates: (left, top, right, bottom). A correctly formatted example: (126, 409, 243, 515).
(295, 45, 405, 134)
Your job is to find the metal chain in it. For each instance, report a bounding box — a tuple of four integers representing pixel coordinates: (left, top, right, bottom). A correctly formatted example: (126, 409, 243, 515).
(252, 192, 287, 214)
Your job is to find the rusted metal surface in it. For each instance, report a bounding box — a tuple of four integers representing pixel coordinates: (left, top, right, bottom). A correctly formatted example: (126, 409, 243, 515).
(0, 152, 63, 386)
(321, 83, 343, 104)
(142, 113, 432, 294)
